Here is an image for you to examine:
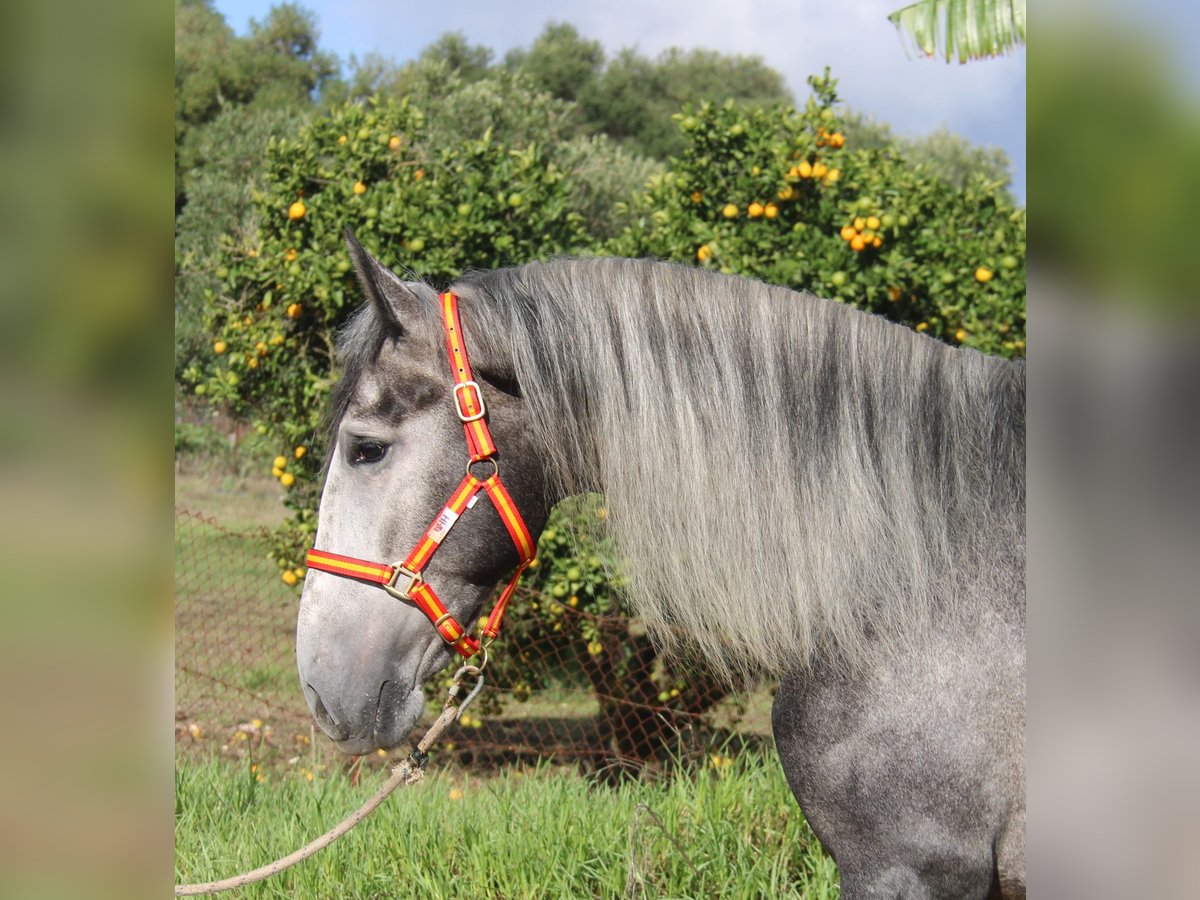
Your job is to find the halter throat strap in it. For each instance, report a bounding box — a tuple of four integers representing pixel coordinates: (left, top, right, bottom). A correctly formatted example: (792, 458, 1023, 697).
(305, 292, 536, 658)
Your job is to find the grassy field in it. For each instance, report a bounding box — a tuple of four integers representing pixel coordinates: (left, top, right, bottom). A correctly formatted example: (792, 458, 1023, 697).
(175, 469, 288, 529)
(175, 751, 838, 899)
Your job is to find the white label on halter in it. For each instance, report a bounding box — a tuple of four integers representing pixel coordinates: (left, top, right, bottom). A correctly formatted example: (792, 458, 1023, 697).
(429, 507, 460, 544)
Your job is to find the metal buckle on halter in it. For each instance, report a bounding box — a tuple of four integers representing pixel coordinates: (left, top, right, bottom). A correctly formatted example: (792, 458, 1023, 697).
(452, 381, 486, 422)
(383, 565, 421, 601)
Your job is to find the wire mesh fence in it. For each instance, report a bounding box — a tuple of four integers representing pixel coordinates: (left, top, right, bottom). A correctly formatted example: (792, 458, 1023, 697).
(175, 507, 774, 775)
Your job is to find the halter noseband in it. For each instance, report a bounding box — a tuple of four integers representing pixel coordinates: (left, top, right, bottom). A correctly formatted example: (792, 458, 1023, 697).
(304, 292, 536, 659)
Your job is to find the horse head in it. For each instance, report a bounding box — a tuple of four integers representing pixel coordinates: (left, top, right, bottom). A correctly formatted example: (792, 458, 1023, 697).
(296, 234, 551, 754)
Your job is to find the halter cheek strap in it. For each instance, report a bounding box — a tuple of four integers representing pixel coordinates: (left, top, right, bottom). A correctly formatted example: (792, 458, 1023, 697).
(304, 292, 536, 659)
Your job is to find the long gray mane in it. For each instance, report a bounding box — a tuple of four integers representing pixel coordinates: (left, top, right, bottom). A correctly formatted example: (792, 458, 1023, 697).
(446, 258, 1025, 679)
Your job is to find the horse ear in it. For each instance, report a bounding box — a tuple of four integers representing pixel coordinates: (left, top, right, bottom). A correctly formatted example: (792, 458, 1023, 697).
(343, 229, 423, 333)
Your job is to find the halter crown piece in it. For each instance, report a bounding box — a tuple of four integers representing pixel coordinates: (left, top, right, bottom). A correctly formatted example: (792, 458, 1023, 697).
(304, 293, 537, 658)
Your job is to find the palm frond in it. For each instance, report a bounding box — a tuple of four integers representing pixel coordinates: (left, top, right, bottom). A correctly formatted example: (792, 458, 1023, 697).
(888, 0, 1026, 63)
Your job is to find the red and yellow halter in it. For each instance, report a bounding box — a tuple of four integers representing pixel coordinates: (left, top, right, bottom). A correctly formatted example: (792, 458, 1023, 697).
(305, 292, 536, 659)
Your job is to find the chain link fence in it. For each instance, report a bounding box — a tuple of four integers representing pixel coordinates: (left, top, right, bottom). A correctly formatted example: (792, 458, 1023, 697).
(175, 508, 774, 775)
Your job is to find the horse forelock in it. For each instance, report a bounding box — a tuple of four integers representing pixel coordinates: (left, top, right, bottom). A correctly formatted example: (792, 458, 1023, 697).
(447, 258, 1025, 681)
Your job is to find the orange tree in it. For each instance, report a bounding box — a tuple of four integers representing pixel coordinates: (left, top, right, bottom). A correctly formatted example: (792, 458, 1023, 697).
(607, 71, 1026, 356)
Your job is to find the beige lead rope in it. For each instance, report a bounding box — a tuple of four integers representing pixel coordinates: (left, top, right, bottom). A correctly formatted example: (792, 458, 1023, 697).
(175, 663, 486, 896)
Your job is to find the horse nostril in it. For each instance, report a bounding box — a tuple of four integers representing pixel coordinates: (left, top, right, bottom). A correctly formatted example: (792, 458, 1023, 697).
(305, 683, 350, 741)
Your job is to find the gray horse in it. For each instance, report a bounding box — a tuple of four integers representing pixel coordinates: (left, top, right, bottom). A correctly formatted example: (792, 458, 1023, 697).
(297, 234, 1026, 898)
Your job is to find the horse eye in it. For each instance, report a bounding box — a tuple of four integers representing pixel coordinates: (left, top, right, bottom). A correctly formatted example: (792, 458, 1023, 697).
(350, 441, 388, 465)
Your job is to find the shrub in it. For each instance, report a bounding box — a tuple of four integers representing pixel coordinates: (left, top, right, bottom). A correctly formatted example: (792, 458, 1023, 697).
(607, 71, 1026, 357)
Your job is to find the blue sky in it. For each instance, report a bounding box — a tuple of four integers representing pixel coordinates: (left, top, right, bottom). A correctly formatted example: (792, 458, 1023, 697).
(215, 0, 1026, 201)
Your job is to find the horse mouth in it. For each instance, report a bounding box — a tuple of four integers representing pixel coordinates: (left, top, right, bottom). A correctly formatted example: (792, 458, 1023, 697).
(305, 680, 427, 754)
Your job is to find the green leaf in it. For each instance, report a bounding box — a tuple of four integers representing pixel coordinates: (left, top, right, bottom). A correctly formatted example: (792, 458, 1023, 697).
(888, 0, 1026, 63)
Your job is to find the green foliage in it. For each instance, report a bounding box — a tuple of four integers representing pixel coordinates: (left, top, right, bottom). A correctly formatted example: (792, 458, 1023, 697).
(174, 0, 336, 210)
(175, 753, 839, 898)
(503, 21, 606, 104)
(175, 104, 311, 375)
(240, 3, 339, 107)
(608, 71, 1026, 357)
(844, 111, 1013, 194)
(174, 420, 228, 458)
(329, 33, 495, 107)
(578, 46, 794, 159)
(556, 135, 664, 241)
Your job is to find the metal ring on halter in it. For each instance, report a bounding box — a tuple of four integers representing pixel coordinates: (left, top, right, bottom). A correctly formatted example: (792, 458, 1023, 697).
(466, 456, 498, 481)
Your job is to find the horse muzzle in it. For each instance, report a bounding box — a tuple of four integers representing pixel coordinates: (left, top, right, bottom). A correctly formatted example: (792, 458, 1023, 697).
(303, 678, 427, 753)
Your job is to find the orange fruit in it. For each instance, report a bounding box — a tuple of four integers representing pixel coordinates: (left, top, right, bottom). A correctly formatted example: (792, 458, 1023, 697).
(273, 455, 287, 469)
(413, 169, 425, 180)
(287, 201, 306, 221)
(975, 267, 994, 283)
(823, 168, 841, 183)
(812, 162, 828, 179)
(866, 216, 881, 230)
(840, 225, 857, 241)
(777, 185, 795, 201)
(915, 322, 929, 333)
(691, 191, 703, 203)
(850, 235, 866, 251)
(294, 446, 307, 460)
(871, 235, 883, 249)
(955, 329, 967, 342)
(748, 202, 764, 218)
(337, 135, 347, 145)
(388, 136, 401, 151)
(696, 244, 712, 262)
(764, 203, 778, 218)
(722, 203, 739, 218)
(797, 161, 813, 178)
(284, 248, 298, 262)
(286, 303, 302, 319)
(213, 340, 227, 354)
(353, 181, 367, 195)
(830, 133, 846, 148)
(281, 570, 298, 586)
(280, 472, 295, 487)
(853, 217, 866, 231)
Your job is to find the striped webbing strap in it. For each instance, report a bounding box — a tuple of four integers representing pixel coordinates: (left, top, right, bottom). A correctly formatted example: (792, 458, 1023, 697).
(304, 292, 536, 658)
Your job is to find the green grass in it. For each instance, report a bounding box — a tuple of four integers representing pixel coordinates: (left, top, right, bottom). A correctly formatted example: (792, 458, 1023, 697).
(175, 752, 839, 899)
